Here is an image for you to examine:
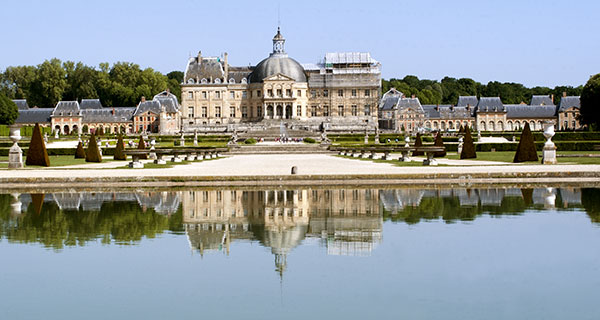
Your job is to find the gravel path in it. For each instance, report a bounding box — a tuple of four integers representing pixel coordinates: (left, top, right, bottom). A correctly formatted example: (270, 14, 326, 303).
(1, 154, 599, 179)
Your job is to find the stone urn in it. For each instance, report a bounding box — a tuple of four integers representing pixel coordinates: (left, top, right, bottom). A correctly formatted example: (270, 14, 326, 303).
(149, 137, 157, 160)
(404, 136, 410, 148)
(457, 136, 464, 155)
(542, 121, 557, 164)
(8, 125, 23, 169)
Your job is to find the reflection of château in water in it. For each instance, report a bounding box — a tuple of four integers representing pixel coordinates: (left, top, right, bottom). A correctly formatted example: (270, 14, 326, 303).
(379, 187, 583, 220)
(17, 192, 180, 215)
(182, 189, 384, 272)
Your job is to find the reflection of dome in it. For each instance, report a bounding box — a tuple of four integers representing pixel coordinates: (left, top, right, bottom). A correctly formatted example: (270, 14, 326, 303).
(248, 27, 307, 83)
(248, 56, 307, 83)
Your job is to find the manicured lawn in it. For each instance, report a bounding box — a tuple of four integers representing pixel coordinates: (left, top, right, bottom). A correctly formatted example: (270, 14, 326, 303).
(335, 155, 446, 166)
(8, 155, 119, 168)
(447, 151, 600, 165)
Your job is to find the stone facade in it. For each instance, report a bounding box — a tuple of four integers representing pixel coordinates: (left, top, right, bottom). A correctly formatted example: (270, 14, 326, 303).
(180, 28, 381, 133)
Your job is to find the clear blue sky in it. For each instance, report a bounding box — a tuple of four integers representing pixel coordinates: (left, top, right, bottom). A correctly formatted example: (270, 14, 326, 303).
(1, 0, 598, 87)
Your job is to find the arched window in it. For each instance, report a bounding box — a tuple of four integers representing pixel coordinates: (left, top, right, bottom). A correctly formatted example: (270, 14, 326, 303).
(480, 121, 486, 131)
(515, 121, 521, 130)
(425, 121, 431, 129)
(530, 121, 535, 129)
(433, 122, 438, 129)
(489, 121, 495, 131)
(441, 122, 446, 130)
(498, 121, 504, 131)
(201, 78, 208, 84)
(187, 78, 195, 84)
(449, 121, 454, 129)
(507, 121, 513, 131)
(229, 78, 235, 84)
(241, 78, 247, 84)
(537, 121, 542, 131)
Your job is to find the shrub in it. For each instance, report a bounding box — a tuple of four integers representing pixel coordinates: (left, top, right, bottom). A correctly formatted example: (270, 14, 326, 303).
(412, 133, 424, 156)
(304, 137, 316, 144)
(460, 125, 477, 159)
(74, 141, 86, 159)
(513, 122, 538, 162)
(25, 123, 50, 166)
(137, 135, 147, 159)
(244, 138, 257, 145)
(114, 134, 126, 160)
(433, 132, 446, 157)
(85, 133, 102, 162)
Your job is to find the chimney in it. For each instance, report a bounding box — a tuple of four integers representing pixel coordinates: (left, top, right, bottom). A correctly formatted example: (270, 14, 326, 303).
(166, 88, 170, 94)
(141, 96, 146, 102)
(551, 94, 554, 103)
(224, 52, 229, 82)
(112, 107, 115, 115)
(562, 91, 567, 98)
(435, 104, 439, 111)
(411, 94, 415, 99)
(197, 51, 202, 61)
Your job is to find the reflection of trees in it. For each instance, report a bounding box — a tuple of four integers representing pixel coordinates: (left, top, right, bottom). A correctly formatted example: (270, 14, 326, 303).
(382, 192, 529, 224)
(0, 194, 182, 249)
(582, 189, 600, 223)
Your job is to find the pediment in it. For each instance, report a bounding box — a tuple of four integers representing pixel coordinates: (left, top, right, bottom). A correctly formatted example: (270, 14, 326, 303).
(263, 73, 295, 82)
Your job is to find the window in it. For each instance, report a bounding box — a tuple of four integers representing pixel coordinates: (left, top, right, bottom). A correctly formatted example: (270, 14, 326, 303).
(242, 106, 248, 118)
(257, 90, 261, 97)
(202, 106, 207, 117)
(268, 89, 273, 97)
(277, 89, 282, 97)
(187, 91, 193, 99)
(215, 106, 221, 118)
(230, 91, 235, 99)
(229, 106, 236, 118)
(338, 89, 344, 97)
(323, 106, 329, 117)
(311, 106, 317, 117)
(352, 105, 358, 116)
(188, 106, 194, 118)
(257, 106, 262, 117)
(215, 91, 221, 99)
(297, 106, 302, 117)
(202, 91, 207, 99)
(352, 89, 357, 97)
(286, 89, 291, 97)
(338, 105, 344, 116)
(323, 89, 329, 97)
(364, 104, 371, 116)
(365, 89, 370, 97)
(311, 90, 317, 98)
(297, 90, 302, 97)
(242, 91, 247, 98)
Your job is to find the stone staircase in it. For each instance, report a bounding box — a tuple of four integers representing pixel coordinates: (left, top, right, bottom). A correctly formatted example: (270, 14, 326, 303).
(228, 143, 332, 154)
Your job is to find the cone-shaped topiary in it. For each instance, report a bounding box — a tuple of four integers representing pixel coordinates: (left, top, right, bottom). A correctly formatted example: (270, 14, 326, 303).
(25, 123, 50, 166)
(458, 125, 464, 134)
(31, 193, 45, 215)
(114, 134, 126, 160)
(460, 125, 477, 159)
(75, 141, 86, 159)
(433, 132, 446, 157)
(412, 133, 424, 156)
(513, 122, 538, 162)
(137, 135, 147, 159)
(85, 133, 102, 162)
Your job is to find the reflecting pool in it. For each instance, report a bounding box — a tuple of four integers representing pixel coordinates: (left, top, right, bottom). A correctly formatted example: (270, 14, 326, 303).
(1, 187, 599, 319)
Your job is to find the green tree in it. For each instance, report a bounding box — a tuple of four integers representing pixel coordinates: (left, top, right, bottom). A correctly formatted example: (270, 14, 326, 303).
(580, 73, 600, 128)
(29, 58, 68, 107)
(0, 93, 18, 125)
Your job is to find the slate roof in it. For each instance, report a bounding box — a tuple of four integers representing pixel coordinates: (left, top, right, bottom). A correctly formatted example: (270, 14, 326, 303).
(530, 95, 554, 106)
(324, 52, 377, 65)
(15, 108, 53, 124)
(397, 98, 423, 111)
(80, 99, 103, 109)
(456, 96, 478, 107)
(12, 99, 29, 110)
(379, 88, 403, 110)
(184, 56, 225, 83)
(52, 101, 80, 116)
(153, 90, 180, 113)
(505, 105, 556, 118)
(558, 96, 580, 112)
(134, 100, 162, 116)
(81, 108, 135, 123)
(476, 97, 505, 112)
(421, 105, 452, 119)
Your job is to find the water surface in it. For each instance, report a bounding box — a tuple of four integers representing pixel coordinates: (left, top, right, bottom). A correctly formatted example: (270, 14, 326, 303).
(1, 187, 599, 319)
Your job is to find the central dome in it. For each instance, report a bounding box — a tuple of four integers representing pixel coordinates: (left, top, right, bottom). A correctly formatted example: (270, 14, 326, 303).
(248, 27, 307, 83)
(249, 55, 307, 83)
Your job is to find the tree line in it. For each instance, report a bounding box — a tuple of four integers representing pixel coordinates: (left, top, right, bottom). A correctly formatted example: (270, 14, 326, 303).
(0, 59, 183, 108)
(382, 76, 583, 105)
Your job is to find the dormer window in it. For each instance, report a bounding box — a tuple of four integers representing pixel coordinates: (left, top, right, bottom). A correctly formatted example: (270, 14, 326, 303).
(214, 78, 221, 84)
(187, 78, 196, 84)
(201, 78, 208, 84)
(229, 78, 235, 84)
